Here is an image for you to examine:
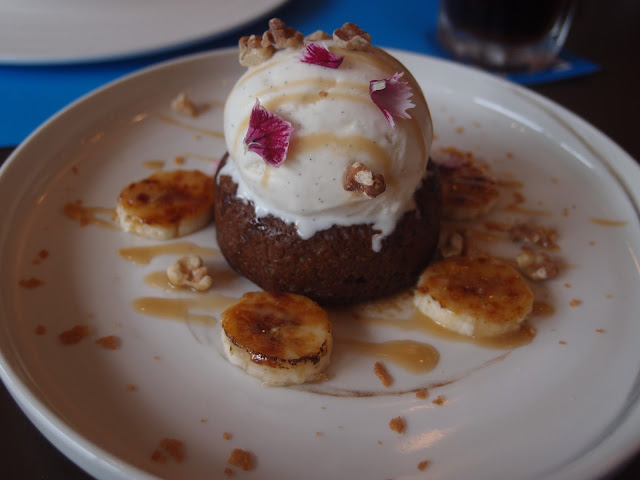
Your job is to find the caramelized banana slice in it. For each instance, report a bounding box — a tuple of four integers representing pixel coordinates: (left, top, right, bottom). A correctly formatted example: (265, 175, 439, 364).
(221, 292, 332, 386)
(414, 256, 533, 338)
(116, 169, 214, 240)
(437, 159, 499, 220)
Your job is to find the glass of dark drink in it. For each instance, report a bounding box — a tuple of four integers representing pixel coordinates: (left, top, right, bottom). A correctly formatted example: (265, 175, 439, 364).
(437, 0, 575, 72)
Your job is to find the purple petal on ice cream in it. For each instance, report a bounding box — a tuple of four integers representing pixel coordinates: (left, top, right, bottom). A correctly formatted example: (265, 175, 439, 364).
(300, 42, 344, 69)
(369, 72, 415, 128)
(243, 98, 293, 167)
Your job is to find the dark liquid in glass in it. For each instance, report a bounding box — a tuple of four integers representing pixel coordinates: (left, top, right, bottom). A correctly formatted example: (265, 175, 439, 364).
(443, 0, 572, 45)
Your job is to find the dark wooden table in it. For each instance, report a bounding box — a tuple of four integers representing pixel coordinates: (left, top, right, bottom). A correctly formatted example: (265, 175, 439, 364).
(1, 0, 639, 478)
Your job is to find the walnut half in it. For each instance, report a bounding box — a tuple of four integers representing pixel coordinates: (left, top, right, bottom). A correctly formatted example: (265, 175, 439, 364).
(261, 18, 304, 49)
(516, 247, 559, 281)
(239, 34, 275, 67)
(167, 255, 213, 291)
(333, 22, 371, 50)
(343, 161, 386, 198)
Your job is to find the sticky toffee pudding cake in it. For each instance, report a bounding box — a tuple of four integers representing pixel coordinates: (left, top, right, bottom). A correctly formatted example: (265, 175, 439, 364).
(213, 19, 441, 304)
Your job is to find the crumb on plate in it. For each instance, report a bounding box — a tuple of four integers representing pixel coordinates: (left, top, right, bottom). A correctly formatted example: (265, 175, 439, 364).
(416, 388, 428, 399)
(95, 335, 120, 350)
(58, 325, 90, 345)
(432, 395, 446, 406)
(227, 448, 253, 471)
(374, 361, 392, 387)
(389, 416, 405, 434)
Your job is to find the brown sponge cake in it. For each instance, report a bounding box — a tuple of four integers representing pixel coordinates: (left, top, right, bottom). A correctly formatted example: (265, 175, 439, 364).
(214, 156, 441, 304)
(216, 19, 441, 304)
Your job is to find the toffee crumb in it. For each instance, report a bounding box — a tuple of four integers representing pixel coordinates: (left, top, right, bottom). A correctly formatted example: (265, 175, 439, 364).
(418, 460, 431, 471)
(432, 395, 446, 406)
(389, 416, 405, 434)
(95, 335, 120, 350)
(159, 438, 185, 463)
(415, 388, 429, 399)
(58, 325, 89, 345)
(151, 449, 168, 463)
(374, 361, 392, 387)
(227, 448, 253, 471)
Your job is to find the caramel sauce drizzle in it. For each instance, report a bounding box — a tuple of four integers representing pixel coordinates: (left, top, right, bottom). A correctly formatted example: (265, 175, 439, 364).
(263, 90, 372, 112)
(178, 153, 222, 163)
(142, 160, 165, 170)
(118, 242, 220, 265)
(133, 294, 237, 325)
(154, 113, 224, 139)
(532, 301, 555, 317)
(144, 270, 178, 292)
(501, 204, 553, 217)
(231, 55, 285, 90)
(261, 167, 271, 188)
(344, 292, 535, 350)
(63, 202, 118, 230)
(589, 218, 628, 227)
(336, 338, 439, 374)
(357, 309, 535, 350)
(255, 77, 340, 97)
(288, 133, 393, 173)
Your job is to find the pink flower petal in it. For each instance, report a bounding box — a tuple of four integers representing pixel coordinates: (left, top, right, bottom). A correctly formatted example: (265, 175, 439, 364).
(300, 42, 344, 69)
(369, 72, 415, 128)
(244, 98, 293, 168)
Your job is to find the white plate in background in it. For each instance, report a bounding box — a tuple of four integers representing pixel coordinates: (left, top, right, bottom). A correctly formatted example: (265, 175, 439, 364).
(0, 48, 639, 479)
(0, 0, 286, 64)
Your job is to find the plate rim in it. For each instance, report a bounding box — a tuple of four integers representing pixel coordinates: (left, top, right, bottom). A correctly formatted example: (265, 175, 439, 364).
(1, 46, 640, 480)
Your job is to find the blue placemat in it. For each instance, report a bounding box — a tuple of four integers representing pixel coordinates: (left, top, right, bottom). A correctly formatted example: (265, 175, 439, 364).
(0, 0, 598, 148)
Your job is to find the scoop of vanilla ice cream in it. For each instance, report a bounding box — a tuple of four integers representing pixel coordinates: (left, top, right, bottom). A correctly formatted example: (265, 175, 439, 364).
(222, 40, 433, 248)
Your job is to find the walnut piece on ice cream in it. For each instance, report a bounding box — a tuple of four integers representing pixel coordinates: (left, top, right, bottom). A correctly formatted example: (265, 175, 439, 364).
(261, 18, 304, 49)
(343, 161, 386, 198)
(333, 22, 371, 50)
(239, 34, 275, 66)
(167, 255, 213, 291)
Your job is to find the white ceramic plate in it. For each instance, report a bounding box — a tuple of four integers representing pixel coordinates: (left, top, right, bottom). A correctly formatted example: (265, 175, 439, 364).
(0, 0, 286, 64)
(1, 48, 640, 480)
